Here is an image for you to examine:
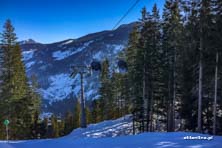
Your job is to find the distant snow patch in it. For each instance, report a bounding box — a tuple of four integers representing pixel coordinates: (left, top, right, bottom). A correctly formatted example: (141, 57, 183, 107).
(106, 44, 124, 54)
(84, 40, 94, 46)
(62, 39, 74, 45)
(92, 95, 101, 100)
(40, 112, 53, 120)
(53, 40, 94, 60)
(93, 44, 124, 60)
(25, 61, 35, 69)
(85, 89, 94, 99)
(73, 85, 81, 96)
(22, 49, 36, 61)
(39, 74, 74, 102)
(52, 50, 71, 60)
(93, 51, 104, 59)
(113, 44, 124, 53)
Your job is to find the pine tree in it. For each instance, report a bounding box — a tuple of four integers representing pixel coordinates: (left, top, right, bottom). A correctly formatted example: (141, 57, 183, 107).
(162, 0, 183, 132)
(0, 20, 41, 139)
(99, 59, 113, 120)
(73, 100, 80, 128)
(0, 20, 28, 139)
(133, 4, 163, 131)
(197, 0, 213, 133)
(51, 115, 59, 138)
(213, 0, 222, 135)
(86, 107, 92, 124)
(64, 111, 74, 135)
(180, 0, 200, 132)
(125, 23, 144, 133)
(31, 111, 39, 139)
(111, 72, 130, 119)
(91, 99, 99, 123)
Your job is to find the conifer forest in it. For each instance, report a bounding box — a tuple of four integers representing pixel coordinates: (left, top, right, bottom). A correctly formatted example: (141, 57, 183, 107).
(0, 0, 222, 147)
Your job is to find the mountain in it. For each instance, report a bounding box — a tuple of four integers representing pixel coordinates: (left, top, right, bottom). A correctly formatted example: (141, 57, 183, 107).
(20, 23, 134, 116)
(19, 39, 39, 45)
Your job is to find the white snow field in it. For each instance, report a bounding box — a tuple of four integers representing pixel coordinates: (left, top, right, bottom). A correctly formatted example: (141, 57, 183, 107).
(0, 115, 221, 148)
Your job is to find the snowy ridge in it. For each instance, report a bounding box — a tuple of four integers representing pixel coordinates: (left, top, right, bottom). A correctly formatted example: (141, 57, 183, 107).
(53, 40, 94, 60)
(0, 115, 222, 148)
(61, 39, 74, 45)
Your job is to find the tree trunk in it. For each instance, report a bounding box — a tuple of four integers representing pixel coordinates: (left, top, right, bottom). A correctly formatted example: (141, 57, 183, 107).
(213, 51, 218, 135)
(80, 72, 87, 128)
(172, 49, 176, 131)
(197, 29, 203, 133)
(167, 50, 176, 132)
(167, 67, 173, 131)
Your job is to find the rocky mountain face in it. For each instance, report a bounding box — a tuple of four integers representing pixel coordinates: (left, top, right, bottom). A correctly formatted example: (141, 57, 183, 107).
(20, 23, 134, 116)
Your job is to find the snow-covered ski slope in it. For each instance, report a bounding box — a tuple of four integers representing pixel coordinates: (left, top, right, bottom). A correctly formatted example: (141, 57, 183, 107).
(0, 115, 222, 148)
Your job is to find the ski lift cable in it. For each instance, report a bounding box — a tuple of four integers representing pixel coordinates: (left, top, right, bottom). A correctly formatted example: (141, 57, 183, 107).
(72, 0, 141, 74)
(112, 0, 141, 30)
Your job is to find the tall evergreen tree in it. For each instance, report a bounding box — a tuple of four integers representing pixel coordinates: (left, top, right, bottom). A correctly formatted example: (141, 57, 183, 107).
(0, 20, 41, 139)
(73, 100, 80, 128)
(162, 0, 183, 132)
(125, 24, 145, 132)
(99, 59, 113, 120)
(180, 0, 200, 132)
(64, 111, 74, 135)
(213, 0, 222, 135)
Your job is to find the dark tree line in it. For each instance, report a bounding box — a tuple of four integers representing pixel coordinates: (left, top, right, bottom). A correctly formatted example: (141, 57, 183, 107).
(96, 0, 222, 135)
(126, 0, 222, 135)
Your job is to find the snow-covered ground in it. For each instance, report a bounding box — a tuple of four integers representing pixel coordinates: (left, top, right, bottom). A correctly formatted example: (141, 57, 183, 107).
(0, 115, 221, 148)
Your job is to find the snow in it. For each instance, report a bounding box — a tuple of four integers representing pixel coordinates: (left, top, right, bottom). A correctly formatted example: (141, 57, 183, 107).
(83, 40, 94, 46)
(39, 112, 53, 120)
(22, 49, 36, 70)
(22, 49, 36, 61)
(39, 74, 74, 102)
(53, 40, 94, 60)
(93, 44, 124, 60)
(0, 115, 221, 148)
(93, 51, 104, 59)
(85, 89, 94, 99)
(110, 44, 124, 54)
(39, 72, 98, 102)
(25, 61, 35, 69)
(73, 85, 81, 96)
(61, 39, 74, 45)
(52, 50, 72, 60)
(92, 94, 101, 100)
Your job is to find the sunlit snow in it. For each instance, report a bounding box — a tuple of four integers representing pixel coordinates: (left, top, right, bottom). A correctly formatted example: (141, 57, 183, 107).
(0, 115, 221, 148)
(53, 40, 94, 60)
(61, 39, 74, 45)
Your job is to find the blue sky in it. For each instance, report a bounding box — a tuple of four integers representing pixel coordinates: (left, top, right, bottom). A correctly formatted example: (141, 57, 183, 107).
(0, 0, 164, 43)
